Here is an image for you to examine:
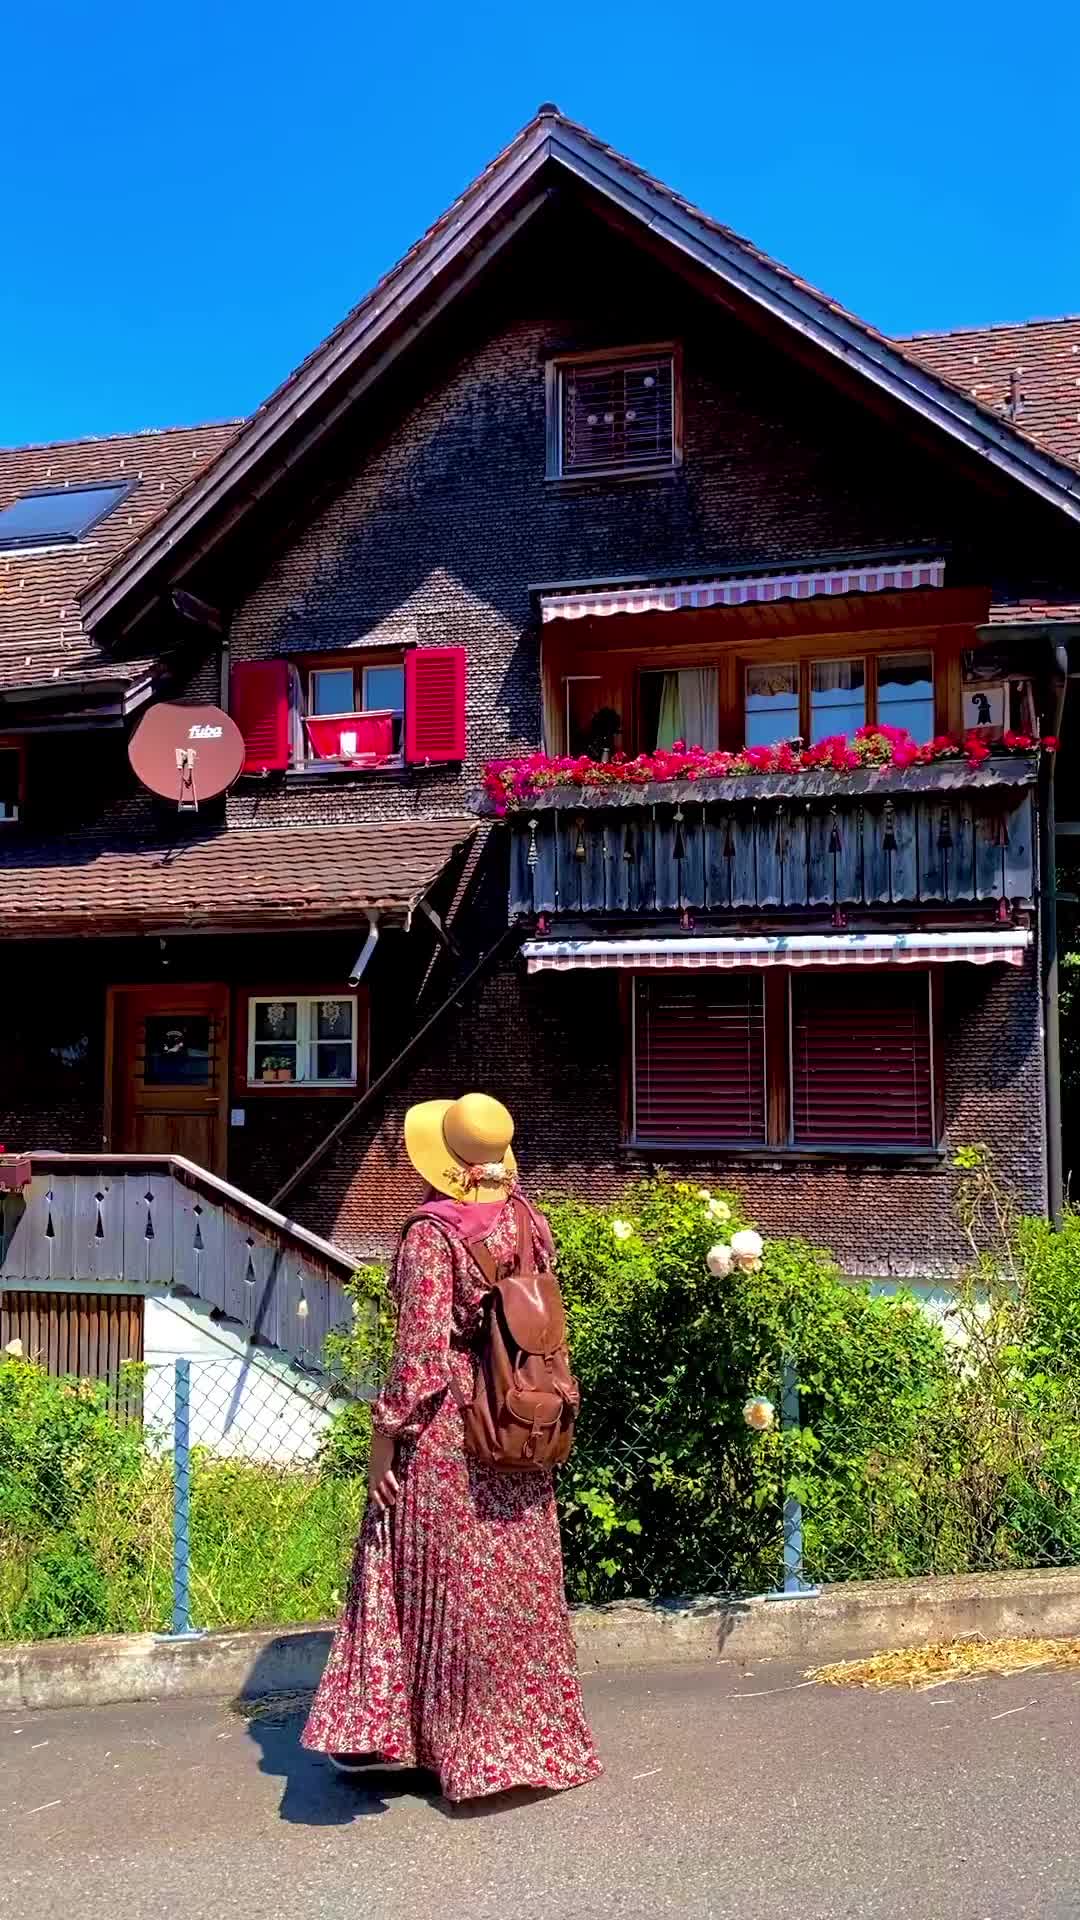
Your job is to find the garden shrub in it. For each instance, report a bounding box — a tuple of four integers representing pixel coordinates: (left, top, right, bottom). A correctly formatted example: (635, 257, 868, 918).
(9, 1164, 1080, 1640)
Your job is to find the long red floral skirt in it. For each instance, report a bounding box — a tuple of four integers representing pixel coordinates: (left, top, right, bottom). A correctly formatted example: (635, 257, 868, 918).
(301, 1418, 602, 1801)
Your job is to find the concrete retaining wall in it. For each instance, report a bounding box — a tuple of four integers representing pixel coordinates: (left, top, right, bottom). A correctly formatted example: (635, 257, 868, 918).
(5, 1567, 1080, 1714)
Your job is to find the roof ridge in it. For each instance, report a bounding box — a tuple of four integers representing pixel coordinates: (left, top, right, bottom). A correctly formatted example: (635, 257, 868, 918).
(899, 315, 1080, 342)
(0, 420, 244, 457)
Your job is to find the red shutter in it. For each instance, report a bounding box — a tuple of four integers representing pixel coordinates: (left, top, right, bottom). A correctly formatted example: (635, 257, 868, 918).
(633, 977, 766, 1145)
(405, 647, 466, 763)
(791, 973, 933, 1147)
(229, 660, 291, 772)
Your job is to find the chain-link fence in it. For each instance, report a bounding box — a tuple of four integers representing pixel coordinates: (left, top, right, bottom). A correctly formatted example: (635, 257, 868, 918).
(0, 1353, 366, 1643)
(6, 1331, 1080, 1644)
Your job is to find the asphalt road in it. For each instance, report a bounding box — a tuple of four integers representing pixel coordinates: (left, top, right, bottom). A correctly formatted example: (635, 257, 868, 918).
(4, 1658, 1080, 1920)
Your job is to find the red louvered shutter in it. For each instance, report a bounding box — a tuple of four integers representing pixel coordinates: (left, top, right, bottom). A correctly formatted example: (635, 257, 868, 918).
(405, 647, 466, 764)
(229, 660, 291, 773)
(791, 973, 933, 1147)
(633, 977, 766, 1145)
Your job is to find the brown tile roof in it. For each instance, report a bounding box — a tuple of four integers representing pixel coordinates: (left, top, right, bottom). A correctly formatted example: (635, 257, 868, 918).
(901, 317, 1080, 472)
(0, 421, 240, 695)
(0, 817, 475, 938)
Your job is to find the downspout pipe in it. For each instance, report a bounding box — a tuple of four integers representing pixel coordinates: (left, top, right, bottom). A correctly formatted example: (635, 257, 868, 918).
(348, 911, 381, 987)
(1042, 642, 1070, 1228)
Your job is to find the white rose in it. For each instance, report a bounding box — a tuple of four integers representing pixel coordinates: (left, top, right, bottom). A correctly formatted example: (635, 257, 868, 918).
(707, 1197, 731, 1223)
(695, 1188, 712, 1202)
(611, 1218, 634, 1242)
(743, 1396, 776, 1431)
(3, 1337, 23, 1358)
(706, 1243, 733, 1278)
(726, 1236, 760, 1267)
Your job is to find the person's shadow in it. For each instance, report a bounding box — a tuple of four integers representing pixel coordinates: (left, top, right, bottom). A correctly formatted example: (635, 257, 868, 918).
(244, 1701, 442, 1825)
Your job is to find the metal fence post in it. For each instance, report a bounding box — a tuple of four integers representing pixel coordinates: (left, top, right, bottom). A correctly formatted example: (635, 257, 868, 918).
(167, 1357, 202, 1639)
(767, 1353, 820, 1602)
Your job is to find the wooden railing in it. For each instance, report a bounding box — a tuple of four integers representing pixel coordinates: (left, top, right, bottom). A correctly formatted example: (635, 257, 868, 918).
(505, 759, 1037, 921)
(0, 1154, 356, 1373)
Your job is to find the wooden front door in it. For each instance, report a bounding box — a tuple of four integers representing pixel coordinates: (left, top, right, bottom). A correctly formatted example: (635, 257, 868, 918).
(107, 983, 230, 1176)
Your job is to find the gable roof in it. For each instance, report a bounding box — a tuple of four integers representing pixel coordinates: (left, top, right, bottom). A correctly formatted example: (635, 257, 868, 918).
(0, 421, 239, 700)
(74, 108, 1080, 635)
(902, 317, 1080, 473)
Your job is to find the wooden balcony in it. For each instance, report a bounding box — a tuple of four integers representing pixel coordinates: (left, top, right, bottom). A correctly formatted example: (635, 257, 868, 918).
(0, 1154, 357, 1375)
(504, 758, 1037, 921)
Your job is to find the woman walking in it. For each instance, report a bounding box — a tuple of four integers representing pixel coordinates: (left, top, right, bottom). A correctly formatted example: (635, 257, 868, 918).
(302, 1092, 601, 1803)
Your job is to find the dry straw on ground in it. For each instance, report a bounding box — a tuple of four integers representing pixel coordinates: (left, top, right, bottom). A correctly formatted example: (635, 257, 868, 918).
(808, 1635, 1080, 1690)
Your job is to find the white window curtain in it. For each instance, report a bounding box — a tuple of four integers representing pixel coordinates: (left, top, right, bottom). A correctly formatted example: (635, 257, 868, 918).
(655, 669, 719, 750)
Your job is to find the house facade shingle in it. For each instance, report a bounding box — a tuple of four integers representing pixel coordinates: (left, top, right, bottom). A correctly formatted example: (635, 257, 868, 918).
(1, 111, 1077, 1286)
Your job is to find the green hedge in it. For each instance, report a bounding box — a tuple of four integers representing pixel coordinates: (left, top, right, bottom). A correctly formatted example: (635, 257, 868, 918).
(5, 1168, 1080, 1638)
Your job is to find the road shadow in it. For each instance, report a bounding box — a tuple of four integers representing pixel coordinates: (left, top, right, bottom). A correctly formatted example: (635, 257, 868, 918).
(243, 1703, 443, 1824)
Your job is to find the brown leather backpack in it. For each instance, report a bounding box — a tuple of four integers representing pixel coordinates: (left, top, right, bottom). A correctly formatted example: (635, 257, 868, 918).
(429, 1196, 578, 1471)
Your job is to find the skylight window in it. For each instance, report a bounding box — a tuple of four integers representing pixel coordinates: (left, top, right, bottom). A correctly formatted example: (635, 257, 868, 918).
(0, 480, 132, 550)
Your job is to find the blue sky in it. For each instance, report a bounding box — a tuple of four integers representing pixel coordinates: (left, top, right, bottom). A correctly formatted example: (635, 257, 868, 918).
(4, 0, 1078, 446)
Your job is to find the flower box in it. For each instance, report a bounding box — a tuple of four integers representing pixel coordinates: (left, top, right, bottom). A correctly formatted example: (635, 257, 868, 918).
(0, 1153, 32, 1191)
(482, 726, 1055, 813)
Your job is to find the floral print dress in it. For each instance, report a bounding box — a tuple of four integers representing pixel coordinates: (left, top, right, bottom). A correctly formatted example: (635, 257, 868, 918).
(301, 1194, 602, 1803)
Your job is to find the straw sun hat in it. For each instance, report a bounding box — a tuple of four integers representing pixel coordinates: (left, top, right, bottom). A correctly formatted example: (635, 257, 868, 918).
(404, 1092, 517, 1203)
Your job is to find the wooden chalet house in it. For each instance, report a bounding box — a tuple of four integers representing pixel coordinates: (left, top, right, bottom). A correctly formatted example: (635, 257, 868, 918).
(2, 104, 1080, 1357)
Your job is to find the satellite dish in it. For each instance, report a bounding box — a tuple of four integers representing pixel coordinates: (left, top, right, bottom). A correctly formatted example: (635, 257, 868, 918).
(128, 702, 245, 812)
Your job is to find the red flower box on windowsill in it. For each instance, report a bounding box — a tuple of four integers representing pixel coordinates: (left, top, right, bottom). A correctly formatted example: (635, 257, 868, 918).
(305, 711, 394, 763)
(0, 1152, 31, 1191)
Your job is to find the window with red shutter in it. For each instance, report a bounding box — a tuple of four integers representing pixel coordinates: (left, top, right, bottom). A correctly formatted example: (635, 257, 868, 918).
(633, 976, 766, 1146)
(405, 646, 467, 764)
(790, 973, 934, 1148)
(230, 660, 291, 773)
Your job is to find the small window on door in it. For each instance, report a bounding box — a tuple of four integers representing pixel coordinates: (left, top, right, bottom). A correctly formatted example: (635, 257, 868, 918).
(143, 1016, 213, 1086)
(810, 659, 865, 742)
(745, 664, 799, 747)
(877, 651, 935, 742)
(247, 995, 359, 1087)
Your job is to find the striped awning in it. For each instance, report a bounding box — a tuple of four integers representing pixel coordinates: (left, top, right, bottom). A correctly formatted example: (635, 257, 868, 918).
(522, 930, 1031, 973)
(539, 559, 945, 624)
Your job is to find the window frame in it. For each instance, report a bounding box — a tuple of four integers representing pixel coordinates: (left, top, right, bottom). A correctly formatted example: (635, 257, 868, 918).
(236, 986, 369, 1095)
(629, 972, 769, 1150)
(545, 342, 682, 483)
(0, 477, 137, 552)
(622, 967, 944, 1159)
(0, 737, 26, 825)
(298, 652, 407, 767)
(737, 649, 935, 750)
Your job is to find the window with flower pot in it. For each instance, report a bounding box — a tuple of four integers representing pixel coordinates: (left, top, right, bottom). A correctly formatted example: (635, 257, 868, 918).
(229, 648, 466, 772)
(630, 969, 939, 1153)
(239, 991, 367, 1091)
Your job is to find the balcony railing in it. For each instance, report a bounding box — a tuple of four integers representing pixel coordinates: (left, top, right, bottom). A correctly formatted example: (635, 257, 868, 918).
(504, 758, 1037, 920)
(0, 1153, 356, 1373)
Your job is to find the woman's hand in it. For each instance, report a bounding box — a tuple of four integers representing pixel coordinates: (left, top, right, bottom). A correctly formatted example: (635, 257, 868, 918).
(367, 1429, 400, 1512)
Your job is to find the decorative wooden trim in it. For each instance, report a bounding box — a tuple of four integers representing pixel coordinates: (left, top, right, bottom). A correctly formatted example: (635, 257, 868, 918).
(234, 982, 370, 1096)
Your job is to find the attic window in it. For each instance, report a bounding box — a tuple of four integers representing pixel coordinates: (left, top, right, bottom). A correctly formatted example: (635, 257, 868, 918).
(0, 480, 132, 551)
(548, 346, 679, 480)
